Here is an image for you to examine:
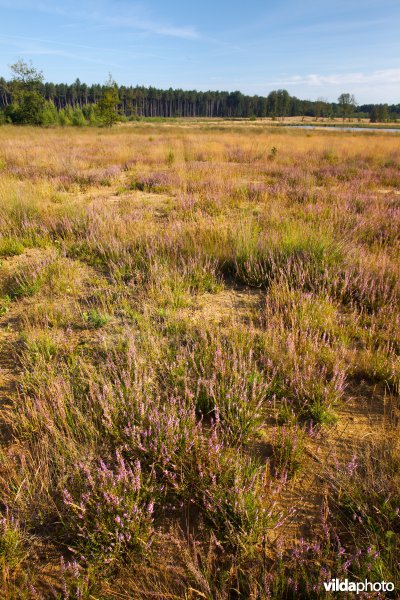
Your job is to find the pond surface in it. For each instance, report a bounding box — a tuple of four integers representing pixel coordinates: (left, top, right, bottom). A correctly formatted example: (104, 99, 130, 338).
(284, 125, 400, 133)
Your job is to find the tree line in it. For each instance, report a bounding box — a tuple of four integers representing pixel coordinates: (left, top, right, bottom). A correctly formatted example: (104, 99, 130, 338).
(0, 60, 399, 126)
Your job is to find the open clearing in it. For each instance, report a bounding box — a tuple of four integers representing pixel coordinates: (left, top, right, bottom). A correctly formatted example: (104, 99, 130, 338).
(0, 122, 399, 598)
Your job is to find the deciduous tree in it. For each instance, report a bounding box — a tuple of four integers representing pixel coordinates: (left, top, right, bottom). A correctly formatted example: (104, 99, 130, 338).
(338, 93, 357, 121)
(8, 59, 45, 124)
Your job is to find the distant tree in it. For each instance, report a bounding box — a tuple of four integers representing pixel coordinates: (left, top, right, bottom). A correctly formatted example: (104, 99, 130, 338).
(82, 103, 98, 125)
(97, 74, 120, 127)
(58, 107, 71, 127)
(41, 100, 58, 126)
(0, 77, 10, 107)
(266, 89, 290, 118)
(276, 89, 290, 118)
(370, 106, 379, 123)
(370, 104, 390, 123)
(8, 59, 45, 124)
(20, 91, 46, 124)
(257, 95, 267, 117)
(314, 97, 328, 120)
(71, 106, 87, 127)
(266, 91, 278, 117)
(10, 59, 43, 84)
(381, 104, 390, 122)
(338, 93, 357, 121)
(227, 91, 243, 117)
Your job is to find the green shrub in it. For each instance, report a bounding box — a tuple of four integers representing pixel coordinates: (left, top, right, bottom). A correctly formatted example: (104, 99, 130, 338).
(0, 238, 24, 257)
(71, 107, 87, 127)
(0, 512, 29, 574)
(82, 308, 110, 328)
(0, 294, 11, 316)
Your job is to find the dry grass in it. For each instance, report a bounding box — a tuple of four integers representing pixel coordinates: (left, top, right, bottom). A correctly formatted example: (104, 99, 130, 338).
(0, 122, 399, 598)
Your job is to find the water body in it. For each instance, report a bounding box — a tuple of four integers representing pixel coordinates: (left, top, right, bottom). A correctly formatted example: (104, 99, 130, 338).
(284, 125, 400, 133)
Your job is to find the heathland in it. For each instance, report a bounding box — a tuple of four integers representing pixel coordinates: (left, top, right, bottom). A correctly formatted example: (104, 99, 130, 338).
(0, 122, 399, 598)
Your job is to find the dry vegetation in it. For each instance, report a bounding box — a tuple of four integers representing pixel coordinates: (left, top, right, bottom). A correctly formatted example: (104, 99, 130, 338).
(0, 122, 399, 598)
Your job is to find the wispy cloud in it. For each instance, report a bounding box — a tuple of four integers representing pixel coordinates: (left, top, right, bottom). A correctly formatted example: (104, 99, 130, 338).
(0, 32, 115, 53)
(0, 0, 199, 39)
(20, 48, 122, 69)
(271, 69, 400, 87)
(295, 17, 390, 35)
(88, 14, 199, 39)
(0, 33, 122, 68)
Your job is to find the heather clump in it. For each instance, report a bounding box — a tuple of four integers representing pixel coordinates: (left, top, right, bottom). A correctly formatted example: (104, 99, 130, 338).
(0, 511, 29, 580)
(62, 452, 155, 565)
(280, 363, 345, 425)
(176, 430, 278, 554)
(131, 170, 177, 193)
(174, 331, 272, 442)
(222, 221, 343, 293)
(326, 429, 400, 589)
(270, 424, 306, 477)
(0, 249, 54, 299)
(331, 253, 399, 313)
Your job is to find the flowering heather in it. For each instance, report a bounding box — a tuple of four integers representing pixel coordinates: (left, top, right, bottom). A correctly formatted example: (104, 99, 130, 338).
(62, 452, 155, 564)
(0, 122, 399, 597)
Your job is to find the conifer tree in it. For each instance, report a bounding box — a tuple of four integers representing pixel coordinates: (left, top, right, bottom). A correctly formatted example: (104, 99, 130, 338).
(97, 74, 120, 127)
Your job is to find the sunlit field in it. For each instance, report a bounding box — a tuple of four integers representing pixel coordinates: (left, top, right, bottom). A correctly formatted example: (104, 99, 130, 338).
(0, 122, 399, 598)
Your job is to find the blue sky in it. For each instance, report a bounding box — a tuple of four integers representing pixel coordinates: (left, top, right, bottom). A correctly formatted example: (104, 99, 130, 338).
(0, 0, 399, 103)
